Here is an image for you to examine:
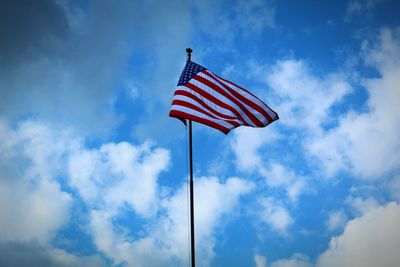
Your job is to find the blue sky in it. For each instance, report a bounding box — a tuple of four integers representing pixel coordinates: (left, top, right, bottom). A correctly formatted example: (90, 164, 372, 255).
(1, 0, 400, 266)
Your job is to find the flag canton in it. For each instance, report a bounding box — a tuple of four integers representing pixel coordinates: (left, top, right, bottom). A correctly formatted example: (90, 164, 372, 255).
(177, 61, 206, 86)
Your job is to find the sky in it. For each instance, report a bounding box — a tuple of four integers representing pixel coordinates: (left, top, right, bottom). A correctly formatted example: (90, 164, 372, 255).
(0, 0, 400, 266)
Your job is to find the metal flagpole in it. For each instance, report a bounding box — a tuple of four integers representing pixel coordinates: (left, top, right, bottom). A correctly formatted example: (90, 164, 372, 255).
(186, 47, 196, 267)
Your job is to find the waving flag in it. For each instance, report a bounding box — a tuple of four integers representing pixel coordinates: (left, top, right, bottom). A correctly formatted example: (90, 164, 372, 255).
(169, 61, 279, 134)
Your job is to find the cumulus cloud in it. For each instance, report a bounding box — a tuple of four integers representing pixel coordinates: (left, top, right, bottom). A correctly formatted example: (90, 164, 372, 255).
(389, 175, 400, 201)
(0, 241, 107, 267)
(254, 253, 267, 267)
(0, 178, 72, 243)
(0, 117, 254, 266)
(0, 119, 73, 243)
(269, 254, 313, 267)
(245, 57, 353, 180)
(267, 202, 400, 267)
(308, 27, 400, 179)
(258, 197, 293, 234)
(0, 118, 113, 265)
(0, 117, 195, 266)
(229, 125, 307, 235)
(265, 59, 351, 132)
(88, 176, 254, 267)
(317, 202, 400, 267)
(230, 127, 308, 204)
(68, 141, 170, 217)
(260, 163, 308, 204)
(346, 196, 379, 215)
(230, 126, 280, 171)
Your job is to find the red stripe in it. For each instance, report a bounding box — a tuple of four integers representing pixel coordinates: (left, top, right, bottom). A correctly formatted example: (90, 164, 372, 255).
(169, 110, 230, 134)
(211, 73, 274, 123)
(174, 90, 237, 120)
(194, 73, 264, 127)
(171, 100, 240, 127)
(215, 74, 279, 121)
(184, 82, 252, 126)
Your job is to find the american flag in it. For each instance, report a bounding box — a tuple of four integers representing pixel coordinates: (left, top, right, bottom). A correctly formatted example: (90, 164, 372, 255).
(169, 61, 279, 134)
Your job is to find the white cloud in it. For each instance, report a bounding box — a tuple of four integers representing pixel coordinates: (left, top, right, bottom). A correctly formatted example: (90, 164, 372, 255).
(325, 211, 347, 231)
(254, 253, 267, 267)
(68, 141, 170, 218)
(0, 119, 73, 243)
(194, 177, 254, 240)
(172, 176, 254, 266)
(125, 80, 140, 100)
(269, 253, 313, 267)
(0, 178, 71, 243)
(260, 163, 308, 204)
(0, 117, 178, 265)
(265, 59, 351, 132)
(346, 196, 379, 215)
(88, 176, 254, 267)
(246, 58, 353, 179)
(389, 175, 400, 201)
(193, 0, 275, 43)
(234, 0, 275, 33)
(317, 202, 400, 267)
(229, 127, 308, 241)
(249, 51, 394, 181)
(258, 197, 293, 234)
(0, 241, 107, 267)
(267, 202, 400, 267)
(308, 27, 400, 179)
(230, 127, 308, 204)
(230, 126, 279, 171)
(345, 0, 381, 20)
(0, 118, 110, 265)
(1, 117, 255, 267)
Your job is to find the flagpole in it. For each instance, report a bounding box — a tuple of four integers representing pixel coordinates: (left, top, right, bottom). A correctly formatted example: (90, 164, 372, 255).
(186, 47, 196, 267)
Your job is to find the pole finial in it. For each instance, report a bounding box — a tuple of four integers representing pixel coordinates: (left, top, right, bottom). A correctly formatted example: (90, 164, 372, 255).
(186, 48, 192, 62)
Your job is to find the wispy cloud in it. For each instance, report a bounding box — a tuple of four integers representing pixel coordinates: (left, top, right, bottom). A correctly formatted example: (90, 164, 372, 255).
(345, 0, 382, 21)
(325, 211, 348, 231)
(309, 28, 400, 179)
(258, 197, 293, 235)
